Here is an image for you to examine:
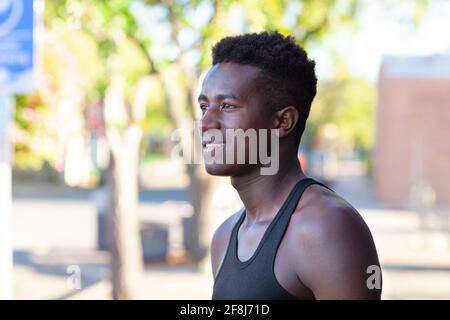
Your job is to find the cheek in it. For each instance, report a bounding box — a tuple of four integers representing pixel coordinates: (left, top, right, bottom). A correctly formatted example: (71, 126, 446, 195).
(222, 111, 248, 129)
(225, 107, 270, 130)
(249, 103, 274, 127)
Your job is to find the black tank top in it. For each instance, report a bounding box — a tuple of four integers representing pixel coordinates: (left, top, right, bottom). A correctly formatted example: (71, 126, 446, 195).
(212, 177, 333, 300)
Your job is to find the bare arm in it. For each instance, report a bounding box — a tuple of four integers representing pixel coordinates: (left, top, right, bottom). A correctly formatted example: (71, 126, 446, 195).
(296, 205, 382, 299)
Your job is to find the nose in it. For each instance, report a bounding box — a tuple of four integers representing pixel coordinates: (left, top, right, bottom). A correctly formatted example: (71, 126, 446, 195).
(200, 105, 221, 134)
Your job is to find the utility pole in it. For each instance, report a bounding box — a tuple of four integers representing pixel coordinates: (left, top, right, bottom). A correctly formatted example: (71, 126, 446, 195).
(0, 0, 37, 300)
(0, 95, 13, 300)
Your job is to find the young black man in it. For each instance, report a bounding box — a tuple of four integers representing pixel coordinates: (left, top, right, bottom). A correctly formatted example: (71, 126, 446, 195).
(198, 31, 382, 300)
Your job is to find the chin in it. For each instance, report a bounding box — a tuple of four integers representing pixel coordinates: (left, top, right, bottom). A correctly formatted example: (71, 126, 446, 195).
(204, 163, 258, 177)
(204, 163, 234, 176)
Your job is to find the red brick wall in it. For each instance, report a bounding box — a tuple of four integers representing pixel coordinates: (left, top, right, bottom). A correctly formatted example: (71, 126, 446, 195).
(374, 74, 450, 207)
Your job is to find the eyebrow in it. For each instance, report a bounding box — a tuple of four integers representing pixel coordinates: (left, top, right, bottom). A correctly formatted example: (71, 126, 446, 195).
(197, 93, 242, 102)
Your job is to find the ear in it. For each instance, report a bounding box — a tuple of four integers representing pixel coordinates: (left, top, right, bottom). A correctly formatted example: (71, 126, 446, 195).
(272, 106, 299, 138)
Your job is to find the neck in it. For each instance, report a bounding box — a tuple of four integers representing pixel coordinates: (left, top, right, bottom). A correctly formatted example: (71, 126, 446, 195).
(230, 152, 306, 223)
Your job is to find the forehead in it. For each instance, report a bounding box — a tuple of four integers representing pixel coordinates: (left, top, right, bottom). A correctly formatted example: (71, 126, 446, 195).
(200, 63, 262, 100)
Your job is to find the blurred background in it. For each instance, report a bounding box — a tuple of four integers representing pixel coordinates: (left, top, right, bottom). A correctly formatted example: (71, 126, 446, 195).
(1, 0, 449, 300)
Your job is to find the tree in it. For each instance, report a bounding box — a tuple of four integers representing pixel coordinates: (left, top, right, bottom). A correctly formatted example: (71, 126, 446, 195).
(41, 0, 153, 299)
(304, 74, 376, 153)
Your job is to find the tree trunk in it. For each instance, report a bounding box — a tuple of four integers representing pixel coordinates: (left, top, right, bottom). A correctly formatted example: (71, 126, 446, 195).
(184, 164, 213, 259)
(107, 132, 144, 299)
(104, 74, 145, 299)
(161, 66, 215, 261)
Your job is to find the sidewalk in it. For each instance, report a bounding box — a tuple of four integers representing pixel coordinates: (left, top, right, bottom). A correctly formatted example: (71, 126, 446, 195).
(14, 250, 213, 300)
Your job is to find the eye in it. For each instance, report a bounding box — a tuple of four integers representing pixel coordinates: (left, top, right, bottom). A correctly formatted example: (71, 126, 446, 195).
(199, 103, 208, 113)
(220, 103, 235, 111)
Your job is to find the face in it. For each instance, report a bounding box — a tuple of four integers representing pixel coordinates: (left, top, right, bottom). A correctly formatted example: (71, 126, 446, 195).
(198, 63, 274, 177)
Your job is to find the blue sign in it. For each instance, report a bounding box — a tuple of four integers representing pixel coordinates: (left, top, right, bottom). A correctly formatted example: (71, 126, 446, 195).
(0, 0, 34, 94)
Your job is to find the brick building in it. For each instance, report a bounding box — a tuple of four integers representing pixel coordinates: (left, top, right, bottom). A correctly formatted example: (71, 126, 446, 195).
(374, 54, 450, 207)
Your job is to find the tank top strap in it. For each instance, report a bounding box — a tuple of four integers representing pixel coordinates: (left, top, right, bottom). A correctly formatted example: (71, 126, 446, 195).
(262, 178, 334, 256)
(228, 208, 246, 256)
(222, 178, 333, 268)
(212, 177, 334, 299)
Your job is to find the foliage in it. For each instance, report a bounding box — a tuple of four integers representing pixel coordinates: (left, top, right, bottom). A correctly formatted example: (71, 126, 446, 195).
(15, 0, 430, 168)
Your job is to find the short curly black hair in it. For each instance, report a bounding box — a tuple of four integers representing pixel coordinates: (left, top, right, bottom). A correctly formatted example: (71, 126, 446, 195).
(212, 31, 317, 146)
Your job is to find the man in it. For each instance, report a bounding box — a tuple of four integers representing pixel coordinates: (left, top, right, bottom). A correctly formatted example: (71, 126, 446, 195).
(198, 31, 381, 300)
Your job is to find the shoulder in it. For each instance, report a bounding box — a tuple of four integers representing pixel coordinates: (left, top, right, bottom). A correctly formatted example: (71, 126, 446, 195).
(291, 184, 373, 241)
(210, 209, 243, 279)
(289, 183, 381, 299)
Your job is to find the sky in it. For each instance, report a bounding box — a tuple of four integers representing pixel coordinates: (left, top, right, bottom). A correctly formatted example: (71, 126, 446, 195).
(313, 0, 450, 80)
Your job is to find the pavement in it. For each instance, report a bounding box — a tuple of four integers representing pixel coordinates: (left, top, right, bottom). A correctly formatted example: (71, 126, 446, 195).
(10, 162, 450, 300)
